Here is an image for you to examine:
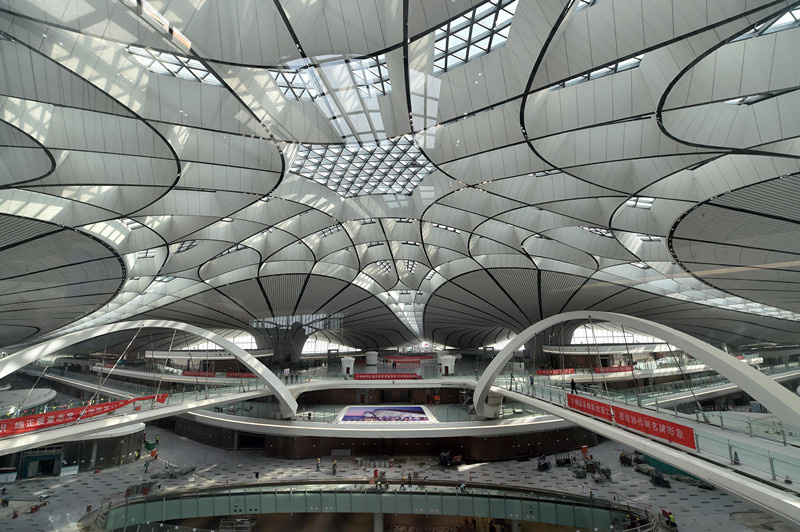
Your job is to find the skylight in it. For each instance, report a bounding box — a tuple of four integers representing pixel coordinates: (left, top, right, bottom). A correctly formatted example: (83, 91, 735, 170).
(723, 88, 797, 105)
(122, 218, 143, 229)
(128, 46, 221, 85)
(550, 55, 643, 90)
(376, 260, 392, 273)
(631, 262, 650, 269)
(368, 241, 384, 248)
(531, 169, 562, 177)
(136, 249, 157, 259)
(424, 269, 436, 281)
(318, 225, 342, 237)
(625, 196, 654, 209)
(154, 275, 175, 282)
(219, 244, 247, 256)
(431, 222, 461, 234)
(290, 135, 437, 197)
(636, 234, 661, 242)
(575, 0, 601, 13)
(433, 0, 518, 75)
(361, 219, 377, 225)
(734, 7, 800, 41)
(581, 226, 614, 238)
(175, 240, 198, 253)
(271, 54, 390, 102)
(404, 260, 418, 273)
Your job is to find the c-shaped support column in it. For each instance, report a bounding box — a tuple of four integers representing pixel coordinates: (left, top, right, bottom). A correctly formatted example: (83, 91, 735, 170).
(473, 311, 800, 428)
(0, 319, 298, 417)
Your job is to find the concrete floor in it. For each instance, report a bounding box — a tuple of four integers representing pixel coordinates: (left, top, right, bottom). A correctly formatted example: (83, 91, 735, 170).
(0, 426, 773, 531)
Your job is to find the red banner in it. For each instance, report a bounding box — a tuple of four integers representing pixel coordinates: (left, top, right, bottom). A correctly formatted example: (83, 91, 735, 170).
(225, 372, 257, 378)
(613, 406, 695, 449)
(385, 355, 434, 361)
(567, 395, 695, 449)
(593, 365, 633, 374)
(537, 368, 575, 375)
(567, 394, 614, 420)
(353, 373, 422, 380)
(0, 394, 168, 438)
(182, 370, 216, 377)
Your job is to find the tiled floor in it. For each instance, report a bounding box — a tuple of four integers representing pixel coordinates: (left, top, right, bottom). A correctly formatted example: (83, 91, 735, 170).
(0, 427, 774, 531)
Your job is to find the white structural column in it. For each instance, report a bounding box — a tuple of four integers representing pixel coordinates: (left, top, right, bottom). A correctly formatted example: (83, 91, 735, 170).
(473, 311, 800, 427)
(0, 320, 298, 417)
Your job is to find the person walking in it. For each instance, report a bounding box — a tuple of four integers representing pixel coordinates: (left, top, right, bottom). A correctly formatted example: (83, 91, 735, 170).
(474, 368, 479, 380)
(571, 379, 577, 394)
(400, 475, 405, 490)
(144, 460, 150, 473)
(316, 458, 321, 472)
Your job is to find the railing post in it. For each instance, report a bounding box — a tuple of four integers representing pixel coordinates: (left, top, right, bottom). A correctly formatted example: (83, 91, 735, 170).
(727, 440, 734, 465)
(694, 433, 700, 452)
(719, 415, 724, 430)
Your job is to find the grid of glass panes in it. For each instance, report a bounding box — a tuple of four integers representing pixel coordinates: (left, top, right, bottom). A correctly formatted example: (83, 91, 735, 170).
(376, 260, 392, 273)
(175, 240, 198, 253)
(433, 0, 518, 75)
(290, 135, 436, 197)
(318, 225, 342, 237)
(128, 46, 221, 85)
(625, 196, 654, 209)
(581, 226, 614, 238)
(218, 244, 247, 256)
(549, 55, 643, 90)
(734, 7, 800, 41)
(350, 55, 391, 98)
(271, 54, 390, 101)
(271, 68, 322, 101)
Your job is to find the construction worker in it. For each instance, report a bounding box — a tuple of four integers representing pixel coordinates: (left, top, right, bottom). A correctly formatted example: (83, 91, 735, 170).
(316, 458, 320, 471)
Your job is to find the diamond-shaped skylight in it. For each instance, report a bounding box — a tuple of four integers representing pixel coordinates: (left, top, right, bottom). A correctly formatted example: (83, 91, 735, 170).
(290, 135, 437, 197)
(433, 0, 518, 75)
(128, 46, 221, 85)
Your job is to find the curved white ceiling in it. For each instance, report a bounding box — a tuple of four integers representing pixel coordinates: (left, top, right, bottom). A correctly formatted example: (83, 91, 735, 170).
(1, 0, 799, 351)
